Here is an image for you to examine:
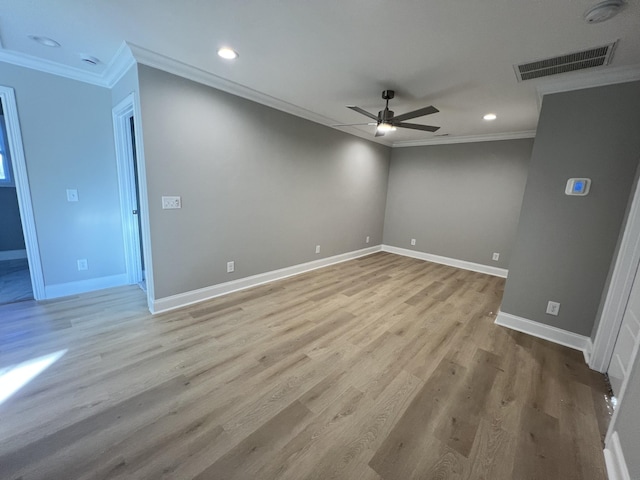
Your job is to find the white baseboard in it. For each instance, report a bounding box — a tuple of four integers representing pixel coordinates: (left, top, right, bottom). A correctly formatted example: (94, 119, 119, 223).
(0, 249, 27, 261)
(152, 246, 382, 314)
(44, 274, 129, 299)
(381, 245, 508, 278)
(604, 432, 631, 480)
(495, 310, 592, 356)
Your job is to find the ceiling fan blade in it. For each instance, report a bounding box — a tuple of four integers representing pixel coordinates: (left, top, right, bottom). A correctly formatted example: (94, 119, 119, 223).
(393, 105, 439, 122)
(331, 122, 377, 127)
(346, 105, 379, 121)
(396, 122, 440, 132)
(374, 129, 386, 137)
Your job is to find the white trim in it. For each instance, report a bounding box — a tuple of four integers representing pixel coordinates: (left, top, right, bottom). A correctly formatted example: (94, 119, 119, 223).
(591, 171, 640, 373)
(0, 86, 46, 300)
(103, 42, 136, 88)
(152, 246, 381, 314)
(127, 43, 343, 130)
(391, 130, 537, 148)
(0, 49, 108, 87)
(495, 310, 592, 355)
(0, 249, 27, 261)
(44, 274, 128, 299)
(381, 245, 508, 278)
(604, 432, 631, 480)
(113, 93, 143, 285)
(536, 63, 640, 111)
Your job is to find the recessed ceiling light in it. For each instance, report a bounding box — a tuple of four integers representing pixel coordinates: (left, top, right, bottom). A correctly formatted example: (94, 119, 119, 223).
(28, 35, 60, 47)
(483, 113, 497, 121)
(217, 47, 239, 60)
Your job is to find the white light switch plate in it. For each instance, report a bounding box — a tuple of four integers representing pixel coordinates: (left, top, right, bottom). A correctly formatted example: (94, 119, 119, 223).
(162, 196, 181, 209)
(66, 189, 78, 202)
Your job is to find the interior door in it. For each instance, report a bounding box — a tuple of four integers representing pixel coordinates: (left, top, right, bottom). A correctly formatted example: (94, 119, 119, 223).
(609, 262, 640, 396)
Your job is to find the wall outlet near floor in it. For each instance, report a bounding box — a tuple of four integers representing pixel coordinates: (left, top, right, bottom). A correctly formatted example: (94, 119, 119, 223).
(366, 236, 370, 244)
(162, 196, 181, 209)
(492, 252, 500, 261)
(546, 301, 560, 316)
(226, 261, 235, 273)
(315, 245, 321, 254)
(410, 238, 416, 246)
(77, 259, 88, 271)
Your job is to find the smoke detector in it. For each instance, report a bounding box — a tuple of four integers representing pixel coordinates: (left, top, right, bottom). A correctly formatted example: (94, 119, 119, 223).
(584, 0, 625, 23)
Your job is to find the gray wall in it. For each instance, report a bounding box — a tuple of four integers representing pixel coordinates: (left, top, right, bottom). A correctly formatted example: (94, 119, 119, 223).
(615, 352, 640, 478)
(137, 65, 391, 299)
(501, 81, 640, 336)
(111, 64, 139, 107)
(0, 187, 25, 251)
(383, 139, 532, 269)
(0, 62, 126, 286)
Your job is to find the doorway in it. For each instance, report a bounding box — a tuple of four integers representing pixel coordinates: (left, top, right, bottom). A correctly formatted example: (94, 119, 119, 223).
(113, 93, 151, 298)
(0, 103, 32, 304)
(0, 86, 45, 303)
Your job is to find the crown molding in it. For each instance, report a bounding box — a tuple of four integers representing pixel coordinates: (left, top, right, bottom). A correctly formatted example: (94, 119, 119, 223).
(0, 48, 109, 87)
(103, 42, 136, 88)
(127, 42, 350, 129)
(536, 63, 640, 110)
(391, 130, 536, 148)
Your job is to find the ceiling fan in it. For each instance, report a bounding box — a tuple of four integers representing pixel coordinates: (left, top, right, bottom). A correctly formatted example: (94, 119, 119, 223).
(334, 90, 440, 137)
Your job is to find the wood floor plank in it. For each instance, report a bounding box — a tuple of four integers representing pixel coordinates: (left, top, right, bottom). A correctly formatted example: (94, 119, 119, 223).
(0, 252, 611, 479)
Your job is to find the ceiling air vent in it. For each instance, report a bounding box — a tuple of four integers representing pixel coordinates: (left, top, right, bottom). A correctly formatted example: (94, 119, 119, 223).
(514, 41, 617, 82)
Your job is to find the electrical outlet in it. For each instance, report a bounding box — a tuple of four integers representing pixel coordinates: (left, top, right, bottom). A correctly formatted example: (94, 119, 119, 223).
(226, 261, 235, 273)
(410, 238, 416, 246)
(77, 259, 88, 271)
(162, 196, 181, 209)
(492, 252, 500, 261)
(315, 245, 321, 254)
(546, 301, 560, 316)
(66, 189, 79, 202)
(366, 236, 370, 244)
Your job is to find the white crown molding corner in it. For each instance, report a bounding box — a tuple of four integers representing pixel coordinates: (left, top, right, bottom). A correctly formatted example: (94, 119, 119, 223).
(126, 42, 345, 130)
(152, 246, 382, 314)
(44, 274, 129, 299)
(103, 42, 136, 88)
(536, 63, 640, 110)
(391, 130, 536, 148)
(0, 48, 109, 87)
(604, 432, 632, 480)
(381, 245, 508, 278)
(495, 310, 592, 357)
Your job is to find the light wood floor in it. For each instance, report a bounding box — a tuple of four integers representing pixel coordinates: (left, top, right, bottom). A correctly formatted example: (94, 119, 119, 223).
(0, 252, 611, 479)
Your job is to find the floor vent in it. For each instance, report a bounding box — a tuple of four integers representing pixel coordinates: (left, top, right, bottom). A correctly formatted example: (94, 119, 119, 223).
(514, 42, 617, 82)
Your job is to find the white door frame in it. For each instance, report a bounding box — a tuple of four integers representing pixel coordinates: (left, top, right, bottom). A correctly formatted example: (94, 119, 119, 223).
(591, 168, 640, 374)
(112, 92, 155, 310)
(0, 86, 45, 300)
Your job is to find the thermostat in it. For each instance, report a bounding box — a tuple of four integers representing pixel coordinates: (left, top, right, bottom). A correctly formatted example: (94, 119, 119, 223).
(565, 178, 591, 196)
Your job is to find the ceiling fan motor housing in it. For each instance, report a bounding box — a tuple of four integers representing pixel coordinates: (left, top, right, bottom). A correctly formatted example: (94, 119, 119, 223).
(379, 109, 395, 122)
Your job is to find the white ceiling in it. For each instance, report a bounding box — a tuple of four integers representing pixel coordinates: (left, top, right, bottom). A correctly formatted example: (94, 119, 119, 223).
(1, 0, 640, 146)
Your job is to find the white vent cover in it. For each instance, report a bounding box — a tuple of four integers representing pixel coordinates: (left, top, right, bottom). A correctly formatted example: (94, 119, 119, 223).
(514, 41, 617, 82)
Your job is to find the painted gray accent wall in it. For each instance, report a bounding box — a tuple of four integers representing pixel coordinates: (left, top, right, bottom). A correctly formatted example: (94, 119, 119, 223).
(501, 81, 640, 336)
(137, 65, 390, 299)
(615, 352, 640, 478)
(0, 187, 25, 251)
(383, 139, 532, 269)
(0, 62, 126, 285)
